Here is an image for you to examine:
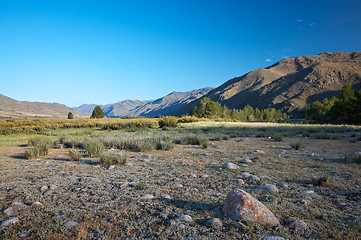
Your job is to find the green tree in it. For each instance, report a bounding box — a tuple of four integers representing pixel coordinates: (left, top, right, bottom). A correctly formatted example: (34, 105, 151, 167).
(67, 112, 74, 119)
(331, 84, 357, 123)
(91, 106, 104, 119)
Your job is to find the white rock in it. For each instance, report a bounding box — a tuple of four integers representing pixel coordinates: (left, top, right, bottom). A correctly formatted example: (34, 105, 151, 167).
(1, 217, 19, 228)
(206, 218, 223, 229)
(233, 179, 245, 185)
(222, 162, 240, 169)
(140, 194, 154, 200)
(241, 158, 252, 163)
(262, 236, 285, 240)
(62, 221, 79, 227)
(240, 172, 251, 178)
(177, 215, 193, 223)
(3, 207, 14, 216)
(253, 150, 265, 154)
(254, 184, 279, 194)
(31, 201, 43, 207)
(40, 186, 48, 193)
(106, 165, 115, 170)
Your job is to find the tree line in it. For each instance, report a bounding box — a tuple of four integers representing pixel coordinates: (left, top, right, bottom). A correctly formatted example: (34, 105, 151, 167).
(189, 97, 288, 122)
(307, 84, 361, 124)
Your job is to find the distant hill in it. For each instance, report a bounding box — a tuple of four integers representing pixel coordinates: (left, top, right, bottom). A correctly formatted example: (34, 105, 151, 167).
(177, 51, 361, 114)
(0, 94, 85, 119)
(73, 88, 213, 118)
(73, 100, 151, 117)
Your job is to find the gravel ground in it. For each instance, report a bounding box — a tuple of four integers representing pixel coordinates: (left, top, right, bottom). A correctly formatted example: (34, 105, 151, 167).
(1, 134, 361, 239)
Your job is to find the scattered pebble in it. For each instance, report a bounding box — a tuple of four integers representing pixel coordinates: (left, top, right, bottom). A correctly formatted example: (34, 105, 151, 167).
(222, 162, 240, 169)
(62, 221, 79, 227)
(289, 220, 308, 230)
(233, 179, 245, 185)
(106, 165, 115, 170)
(254, 184, 279, 195)
(206, 218, 223, 229)
(241, 158, 252, 163)
(31, 201, 43, 207)
(3, 207, 14, 216)
(140, 194, 154, 200)
(262, 236, 285, 240)
(177, 215, 193, 223)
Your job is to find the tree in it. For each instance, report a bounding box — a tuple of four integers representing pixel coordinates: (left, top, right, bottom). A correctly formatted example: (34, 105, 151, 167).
(68, 112, 74, 119)
(91, 106, 104, 119)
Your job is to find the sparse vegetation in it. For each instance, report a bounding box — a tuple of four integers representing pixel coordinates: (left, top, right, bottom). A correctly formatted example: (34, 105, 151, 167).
(68, 149, 82, 161)
(84, 140, 105, 157)
(100, 152, 127, 165)
(312, 173, 331, 186)
(158, 116, 178, 128)
(290, 141, 304, 150)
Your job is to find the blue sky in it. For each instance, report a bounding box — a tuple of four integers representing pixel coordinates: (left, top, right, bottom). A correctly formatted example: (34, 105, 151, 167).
(1, 0, 360, 107)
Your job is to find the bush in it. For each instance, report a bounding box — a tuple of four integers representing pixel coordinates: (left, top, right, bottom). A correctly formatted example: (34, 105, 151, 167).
(100, 152, 127, 166)
(84, 140, 105, 157)
(68, 149, 82, 161)
(159, 116, 178, 128)
(272, 134, 283, 142)
(134, 183, 148, 190)
(312, 173, 331, 186)
(25, 138, 54, 159)
(156, 138, 174, 150)
(290, 141, 304, 150)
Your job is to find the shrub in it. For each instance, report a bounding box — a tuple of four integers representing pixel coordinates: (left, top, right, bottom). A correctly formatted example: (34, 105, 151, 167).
(290, 141, 304, 150)
(134, 183, 148, 190)
(312, 173, 331, 186)
(272, 134, 283, 142)
(68, 112, 74, 119)
(25, 138, 54, 158)
(84, 140, 105, 157)
(100, 152, 127, 166)
(24, 149, 35, 159)
(156, 138, 174, 150)
(159, 116, 178, 128)
(68, 149, 82, 161)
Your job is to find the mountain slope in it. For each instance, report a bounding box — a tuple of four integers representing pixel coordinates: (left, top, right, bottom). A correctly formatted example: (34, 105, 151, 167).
(73, 88, 213, 118)
(0, 94, 85, 119)
(179, 51, 361, 114)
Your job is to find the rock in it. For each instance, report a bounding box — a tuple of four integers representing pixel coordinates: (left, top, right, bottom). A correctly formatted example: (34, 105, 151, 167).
(262, 236, 285, 240)
(247, 175, 260, 182)
(276, 183, 288, 189)
(259, 196, 278, 204)
(3, 207, 14, 216)
(177, 215, 193, 223)
(302, 190, 314, 194)
(40, 185, 48, 192)
(223, 189, 280, 227)
(241, 158, 252, 163)
(173, 183, 183, 189)
(297, 196, 312, 206)
(1, 217, 19, 228)
(9, 202, 26, 209)
(106, 165, 115, 170)
(233, 179, 245, 185)
(206, 218, 223, 229)
(222, 162, 240, 169)
(254, 184, 279, 195)
(48, 185, 57, 191)
(161, 195, 171, 200)
(62, 221, 79, 227)
(43, 190, 54, 195)
(200, 174, 209, 178)
(188, 174, 197, 178)
(289, 220, 308, 230)
(240, 172, 252, 178)
(346, 150, 361, 163)
(140, 194, 154, 200)
(31, 201, 43, 207)
(168, 220, 185, 229)
(253, 150, 265, 154)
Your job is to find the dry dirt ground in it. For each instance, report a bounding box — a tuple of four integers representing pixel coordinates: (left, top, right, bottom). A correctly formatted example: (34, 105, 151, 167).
(0, 126, 361, 239)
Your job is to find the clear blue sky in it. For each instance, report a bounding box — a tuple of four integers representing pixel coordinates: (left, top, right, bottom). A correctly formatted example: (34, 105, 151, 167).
(1, 0, 360, 107)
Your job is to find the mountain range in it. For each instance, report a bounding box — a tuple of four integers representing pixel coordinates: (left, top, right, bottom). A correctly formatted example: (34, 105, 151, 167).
(1, 51, 360, 119)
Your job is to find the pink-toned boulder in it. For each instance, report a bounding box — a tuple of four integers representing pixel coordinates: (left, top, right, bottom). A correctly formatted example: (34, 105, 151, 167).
(223, 189, 280, 227)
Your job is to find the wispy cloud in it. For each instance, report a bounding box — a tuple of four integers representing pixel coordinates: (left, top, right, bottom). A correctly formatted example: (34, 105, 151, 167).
(309, 22, 315, 26)
(297, 19, 302, 22)
(265, 59, 272, 62)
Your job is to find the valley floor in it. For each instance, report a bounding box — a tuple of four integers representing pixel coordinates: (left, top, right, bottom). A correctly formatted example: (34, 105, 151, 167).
(0, 122, 361, 239)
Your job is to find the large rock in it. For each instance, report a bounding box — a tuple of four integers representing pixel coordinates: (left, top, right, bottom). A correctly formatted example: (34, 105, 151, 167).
(223, 189, 280, 227)
(254, 184, 279, 195)
(1, 217, 19, 228)
(222, 162, 240, 169)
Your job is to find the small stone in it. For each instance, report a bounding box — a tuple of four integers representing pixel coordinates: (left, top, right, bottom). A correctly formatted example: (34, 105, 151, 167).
(48, 184, 57, 191)
(276, 183, 288, 189)
(233, 179, 245, 185)
(180, 175, 188, 178)
(206, 218, 223, 229)
(262, 236, 285, 240)
(106, 165, 115, 170)
(3, 207, 14, 216)
(302, 190, 314, 194)
(161, 195, 171, 200)
(241, 158, 252, 163)
(1, 217, 19, 228)
(240, 172, 251, 178)
(254, 184, 279, 195)
(20, 232, 29, 238)
(168, 220, 185, 229)
(297, 196, 312, 206)
(62, 221, 79, 227)
(253, 150, 265, 154)
(177, 215, 193, 223)
(222, 162, 240, 169)
(259, 196, 279, 204)
(140, 194, 154, 200)
(247, 175, 260, 182)
(188, 174, 197, 178)
(200, 174, 209, 178)
(289, 220, 308, 230)
(31, 201, 43, 207)
(43, 190, 54, 195)
(40, 185, 48, 192)
(9, 202, 26, 209)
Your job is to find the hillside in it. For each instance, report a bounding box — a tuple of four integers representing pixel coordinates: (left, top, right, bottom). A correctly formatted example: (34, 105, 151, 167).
(74, 88, 213, 118)
(179, 51, 361, 114)
(0, 94, 85, 119)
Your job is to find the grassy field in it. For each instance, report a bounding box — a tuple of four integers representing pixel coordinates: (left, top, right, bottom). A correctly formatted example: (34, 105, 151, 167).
(0, 120, 361, 239)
